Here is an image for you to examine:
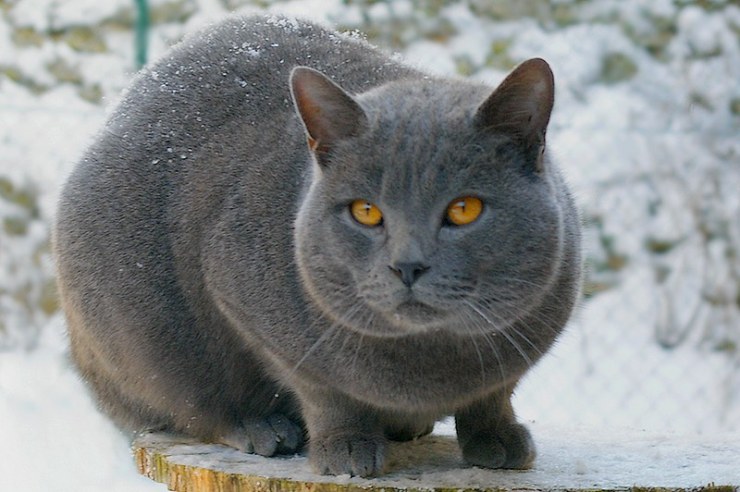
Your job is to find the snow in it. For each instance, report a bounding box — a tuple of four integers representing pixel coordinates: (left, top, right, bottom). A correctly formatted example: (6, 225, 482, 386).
(0, 319, 161, 491)
(8, 0, 129, 31)
(1, 0, 738, 490)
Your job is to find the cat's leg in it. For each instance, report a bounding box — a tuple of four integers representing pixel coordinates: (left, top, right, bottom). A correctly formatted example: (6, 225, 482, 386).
(298, 385, 387, 477)
(216, 377, 306, 456)
(454, 386, 535, 469)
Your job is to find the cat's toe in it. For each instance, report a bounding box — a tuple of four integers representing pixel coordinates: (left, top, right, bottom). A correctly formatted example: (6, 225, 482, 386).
(220, 413, 304, 456)
(460, 423, 535, 470)
(265, 414, 304, 453)
(310, 434, 387, 477)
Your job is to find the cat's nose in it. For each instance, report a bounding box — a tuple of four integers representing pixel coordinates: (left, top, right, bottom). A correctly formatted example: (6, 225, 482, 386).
(389, 262, 430, 288)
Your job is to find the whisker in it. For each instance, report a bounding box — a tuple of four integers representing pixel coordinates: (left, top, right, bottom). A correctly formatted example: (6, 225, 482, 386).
(472, 291, 563, 338)
(467, 328, 486, 385)
(492, 275, 551, 289)
(464, 299, 535, 369)
(463, 309, 508, 384)
(290, 282, 366, 376)
(290, 323, 338, 376)
(351, 333, 365, 377)
(475, 296, 552, 359)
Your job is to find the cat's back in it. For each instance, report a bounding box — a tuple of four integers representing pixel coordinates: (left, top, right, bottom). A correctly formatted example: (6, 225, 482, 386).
(68, 15, 416, 184)
(55, 15, 417, 281)
(117, 15, 415, 151)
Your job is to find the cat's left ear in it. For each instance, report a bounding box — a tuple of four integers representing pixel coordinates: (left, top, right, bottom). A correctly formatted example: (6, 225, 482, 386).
(290, 67, 367, 163)
(473, 58, 554, 171)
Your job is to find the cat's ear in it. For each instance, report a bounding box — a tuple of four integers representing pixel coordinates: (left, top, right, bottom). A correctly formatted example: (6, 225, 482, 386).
(474, 58, 554, 168)
(290, 67, 367, 161)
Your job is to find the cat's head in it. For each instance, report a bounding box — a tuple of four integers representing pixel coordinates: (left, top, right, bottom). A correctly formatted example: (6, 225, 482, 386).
(291, 59, 565, 337)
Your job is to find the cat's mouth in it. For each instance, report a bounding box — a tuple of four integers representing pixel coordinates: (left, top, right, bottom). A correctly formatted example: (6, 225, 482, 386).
(389, 299, 443, 329)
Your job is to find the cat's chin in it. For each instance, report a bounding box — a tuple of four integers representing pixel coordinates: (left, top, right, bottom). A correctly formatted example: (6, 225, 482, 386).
(381, 300, 448, 334)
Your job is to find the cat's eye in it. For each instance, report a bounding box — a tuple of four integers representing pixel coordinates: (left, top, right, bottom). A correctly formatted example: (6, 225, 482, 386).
(446, 196, 483, 226)
(350, 200, 383, 227)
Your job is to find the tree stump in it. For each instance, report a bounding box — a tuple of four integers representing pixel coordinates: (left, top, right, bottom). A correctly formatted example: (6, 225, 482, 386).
(134, 428, 739, 492)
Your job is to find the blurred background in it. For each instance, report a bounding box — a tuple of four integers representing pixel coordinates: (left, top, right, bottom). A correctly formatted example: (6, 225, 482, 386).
(1, 0, 738, 490)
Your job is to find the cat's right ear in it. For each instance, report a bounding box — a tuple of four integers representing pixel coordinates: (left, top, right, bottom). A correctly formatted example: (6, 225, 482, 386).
(290, 67, 367, 163)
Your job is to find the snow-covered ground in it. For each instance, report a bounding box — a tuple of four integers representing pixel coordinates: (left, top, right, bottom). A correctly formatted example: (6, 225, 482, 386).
(1, 0, 738, 490)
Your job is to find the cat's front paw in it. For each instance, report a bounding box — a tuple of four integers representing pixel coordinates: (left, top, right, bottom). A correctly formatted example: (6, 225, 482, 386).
(459, 422, 535, 469)
(220, 414, 304, 456)
(309, 433, 387, 477)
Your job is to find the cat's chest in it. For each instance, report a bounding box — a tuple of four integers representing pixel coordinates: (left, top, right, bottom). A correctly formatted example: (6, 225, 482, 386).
(278, 326, 529, 412)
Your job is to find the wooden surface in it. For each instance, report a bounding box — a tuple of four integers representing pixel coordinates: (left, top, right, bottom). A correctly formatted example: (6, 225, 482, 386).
(134, 428, 740, 492)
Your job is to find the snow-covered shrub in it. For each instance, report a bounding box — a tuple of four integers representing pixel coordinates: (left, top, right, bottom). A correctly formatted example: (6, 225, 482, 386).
(0, 178, 57, 350)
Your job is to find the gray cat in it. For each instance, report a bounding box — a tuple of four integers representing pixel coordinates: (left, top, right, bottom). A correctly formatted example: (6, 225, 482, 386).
(54, 15, 581, 477)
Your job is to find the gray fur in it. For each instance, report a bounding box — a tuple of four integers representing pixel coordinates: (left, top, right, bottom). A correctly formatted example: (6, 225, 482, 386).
(54, 15, 581, 477)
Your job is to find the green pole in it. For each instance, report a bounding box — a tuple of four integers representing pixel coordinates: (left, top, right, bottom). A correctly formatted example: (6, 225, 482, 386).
(135, 0, 150, 69)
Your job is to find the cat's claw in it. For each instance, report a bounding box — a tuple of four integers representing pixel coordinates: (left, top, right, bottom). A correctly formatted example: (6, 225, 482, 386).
(220, 414, 304, 456)
(459, 422, 535, 470)
(310, 434, 387, 477)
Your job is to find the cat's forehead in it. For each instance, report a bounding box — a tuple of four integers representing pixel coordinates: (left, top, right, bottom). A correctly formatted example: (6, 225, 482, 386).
(377, 140, 493, 211)
(326, 126, 510, 214)
(359, 79, 489, 125)
(358, 88, 507, 197)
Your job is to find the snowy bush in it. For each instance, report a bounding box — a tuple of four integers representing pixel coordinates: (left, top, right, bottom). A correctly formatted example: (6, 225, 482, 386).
(0, 178, 57, 349)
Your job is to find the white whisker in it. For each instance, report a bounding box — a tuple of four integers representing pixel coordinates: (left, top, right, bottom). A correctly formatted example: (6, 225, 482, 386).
(464, 299, 535, 369)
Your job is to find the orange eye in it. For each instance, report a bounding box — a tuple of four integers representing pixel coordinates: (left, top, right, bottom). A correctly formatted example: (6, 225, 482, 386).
(446, 196, 483, 226)
(350, 200, 383, 227)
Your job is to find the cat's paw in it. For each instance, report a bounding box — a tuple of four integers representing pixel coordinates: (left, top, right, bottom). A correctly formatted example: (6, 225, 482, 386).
(220, 414, 304, 456)
(309, 433, 387, 477)
(459, 422, 535, 469)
